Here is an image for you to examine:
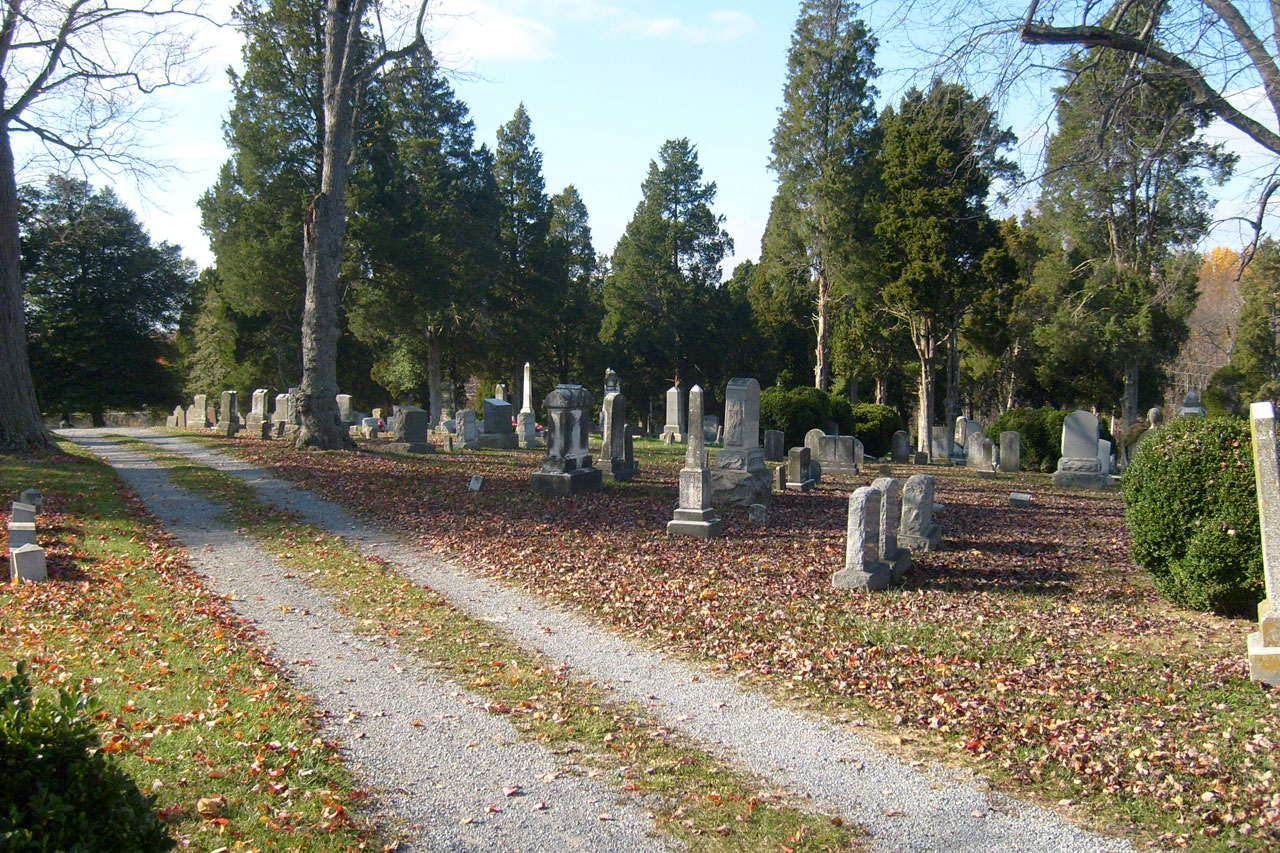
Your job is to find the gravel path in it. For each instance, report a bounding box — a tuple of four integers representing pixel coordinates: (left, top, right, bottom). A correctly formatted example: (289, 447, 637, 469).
(65, 431, 670, 853)
(71, 429, 1134, 852)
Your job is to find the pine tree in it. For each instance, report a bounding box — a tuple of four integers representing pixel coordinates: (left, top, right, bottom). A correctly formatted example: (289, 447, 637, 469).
(768, 0, 879, 390)
(601, 139, 733, 396)
(546, 185, 602, 385)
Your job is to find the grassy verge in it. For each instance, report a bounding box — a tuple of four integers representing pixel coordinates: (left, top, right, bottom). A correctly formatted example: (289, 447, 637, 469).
(0, 441, 380, 851)
(113, 433, 858, 852)
(172, 428, 1280, 851)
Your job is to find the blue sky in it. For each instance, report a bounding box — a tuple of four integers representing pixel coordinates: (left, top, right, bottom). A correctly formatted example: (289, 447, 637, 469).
(23, 0, 1269, 271)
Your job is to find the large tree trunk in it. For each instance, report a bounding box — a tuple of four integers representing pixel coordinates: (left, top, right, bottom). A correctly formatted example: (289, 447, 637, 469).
(0, 125, 52, 452)
(910, 319, 938, 456)
(295, 0, 360, 451)
(813, 266, 830, 391)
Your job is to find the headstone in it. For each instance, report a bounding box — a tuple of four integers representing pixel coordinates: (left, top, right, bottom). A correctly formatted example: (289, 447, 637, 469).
(898, 474, 942, 551)
(1147, 406, 1164, 426)
(966, 433, 996, 478)
(187, 394, 211, 428)
(661, 385, 686, 444)
(215, 390, 240, 437)
(785, 447, 815, 492)
(531, 385, 602, 495)
(336, 394, 356, 426)
(603, 368, 621, 397)
(518, 362, 541, 448)
(469, 475, 483, 492)
(954, 416, 971, 451)
(1178, 390, 1206, 418)
(386, 405, 434, 454)
(870, 477, 911, 581)
(930, 426, 952, 464)
(999, 431, 1021, 473)
(360, 417, 380, 440)
(712, 378, 770, 507)
(1247, 401, 1280, 684)
(667, 386, 722, 537)
(1052, 410, 1108, 489)
(272, 394, 290, 436)
(913, 451, 929, 466)
(890, 430, 911, 464)
(10, 502, 36, 524)
(246, 388, 272, 438)
(702, 414, 721, 444)
(599, 392, 638, 481)
(168, 405, 187, 429)
(833, 487, 892, 590)
(459, 410, 479, 448)
(1097, 438, 1113, 475)
(763, 429, 785, 462)
(8, 521, 36, 550)
(1009, 492, 1032, 508)
(9, 543, 46, 583)
(748, 503, 767, 525)
(494, 383, 507, 402)
(774, 463, 787, 492)
(477, 399, 518, 449)
(18, 490, 42, 512)
(804, 428, 859, 476)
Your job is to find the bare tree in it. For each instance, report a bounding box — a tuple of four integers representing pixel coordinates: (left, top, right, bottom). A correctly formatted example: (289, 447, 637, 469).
(0, 0, 203, 451)
(294, 0, 428, 449)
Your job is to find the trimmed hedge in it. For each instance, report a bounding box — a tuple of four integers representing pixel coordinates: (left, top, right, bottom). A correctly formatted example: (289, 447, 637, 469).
(848, 403, 905, 458)
(986, 408, 1067, 472)
(0, 662, 173, 851)
(1122, 416, 1263, 616)
(759, 387, 904, 455)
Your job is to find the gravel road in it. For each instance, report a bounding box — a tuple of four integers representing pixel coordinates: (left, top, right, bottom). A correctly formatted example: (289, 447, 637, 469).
(65, 431, 671, 853)
(67, 428, 1134, 853)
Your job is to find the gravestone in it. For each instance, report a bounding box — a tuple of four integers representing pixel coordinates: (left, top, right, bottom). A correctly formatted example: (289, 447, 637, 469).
(898, 474, 942, 551)
(599, 391, 638, 481)
(187, 394, 211, 428)
(18, 490, 41, 512)
(999, 431, 1021, 473)
(360, 417, 380, 440)
(748, 503, 767, 525)
(703, 415, 721, 444)
(785, 447, 816, 492)
(604, 368, 621, 397)
(531, 385, 602, 495)
(215, 390, 240, 438)
(387, 406, 433, 454)
(1097, 439, 1113, 475)
(478, 399, 518, 449)
(1010, 492, 1032, 508)
(712, 378, 770, 507)
(469, 475, 483, 492)
(9, 543, 46, 583)
(833, 487, 892, 590)
(166, 405, 187, 429)
(954, 416, 971, 451)
(930, 426, 952, 464)
(518, 362, 541, 448)
(246, 388, 272, 438)
(1248, 401, 1280, 684)
(1178, 390, 1206, 418)
(890, 430, 911, 464)
(774, 463, 787, 492)
(667, 386, 722, 537)
(805, 428, 859, 476)
(271, 394, 290, 436)
(1147, 406, 1163, 426)
(8, 521, 36, 550)
(966, 433, 995, 478)
(661, 385, 685, 444)
(10, 503, 35, 524)
(336, 394, 356, 426)
(1052, 410, 1107, 489)
(763, 429, 785, 462)
(494, 383, 507, 402)
(870, 477, 911, 581)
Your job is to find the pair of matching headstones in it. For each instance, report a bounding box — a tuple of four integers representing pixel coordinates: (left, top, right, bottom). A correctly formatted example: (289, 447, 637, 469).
(8, 489, 45, 583)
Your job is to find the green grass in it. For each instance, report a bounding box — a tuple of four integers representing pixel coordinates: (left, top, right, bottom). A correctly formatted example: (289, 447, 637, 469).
(0, 441, 380, 850)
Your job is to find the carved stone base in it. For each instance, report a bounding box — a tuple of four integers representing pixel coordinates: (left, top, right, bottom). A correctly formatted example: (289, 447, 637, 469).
(667, 506, 722, 538)
(530, 467, 602, 496)
(832, 561, 892, 591)
(385, 442, 435, 455)
(899, 524, 942, 552)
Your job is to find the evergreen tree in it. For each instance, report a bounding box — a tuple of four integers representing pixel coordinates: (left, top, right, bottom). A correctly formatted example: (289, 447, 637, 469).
(1032, 36, 1233, 426)
(546, 185, 602, 385)
(21, 176, 197, 423)
(750, 189, 819, 388)
(768, 0, 879, 390)
(601, 139, 733, 396)
(1209, 239, 1280, 412)
(875, 79, 1015, 455)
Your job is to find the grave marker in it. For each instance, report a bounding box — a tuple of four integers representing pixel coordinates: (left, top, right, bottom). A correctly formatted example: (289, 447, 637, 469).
(898, 474, 942, 551)
(667, 386, 722, 537)
(1248, 401, 1280, 684)
(10, 543, 46, 583)
(833, 487, 892, 590)
(1052, 410, 1107, 489)
(531, 385, 602, 495)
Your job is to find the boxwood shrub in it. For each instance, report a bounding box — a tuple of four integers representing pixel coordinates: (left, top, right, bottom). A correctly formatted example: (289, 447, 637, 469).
(0, 662, 173, 851)
(760, 386, 832, 449)
(1122, 416, 1263, 616)
(986, 408, 1066, 472)
(848, 403, 905, 458)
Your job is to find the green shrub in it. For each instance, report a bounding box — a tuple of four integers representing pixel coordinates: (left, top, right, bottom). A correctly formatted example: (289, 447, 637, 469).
(760, 386, 832, 449)
(848, 403, 905, 458)
(986, 408, 1066, 472)
(0, 662, 173, 852)
(828, 397, 854, 436)
(1122, 416, 1263, 616)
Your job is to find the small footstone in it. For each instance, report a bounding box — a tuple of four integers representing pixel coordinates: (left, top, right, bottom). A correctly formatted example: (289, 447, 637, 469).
(469, 475, 483, 492)
(10, 543, 46, 583)
(1010, 492, 1032, 508)
(748, 503, 767, 525)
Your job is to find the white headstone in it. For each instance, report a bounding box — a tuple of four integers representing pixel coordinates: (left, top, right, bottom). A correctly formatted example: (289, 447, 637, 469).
(9, 543, 46, 583)
(1248, 402, 1280, 684)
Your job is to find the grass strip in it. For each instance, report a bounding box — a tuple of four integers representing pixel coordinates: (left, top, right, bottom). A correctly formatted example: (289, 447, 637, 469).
(0, 441, 380, 850)
(114, 433, 859, 851)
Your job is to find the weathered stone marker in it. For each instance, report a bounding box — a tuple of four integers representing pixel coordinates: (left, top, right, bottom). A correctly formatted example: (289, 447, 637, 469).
(805, 428, 860, 476)
(930, 426, 952, 464)
(661, 385, 685, 444)
(833, 487, 892, 590)
(10, 502, 35, 524)
(763, 429, 785, 462)
(10, 543, 46, 583)
(712, 378, 770, 506)
(336, 394, 356, 427)
(468, 475, 483, 492)
(187, 394, 211, 429)
(599, 391, 638, 481)
(898, 474, 942, 551)
(1051, 410, 1107, 489)
(870, 477, 911, 581)
(785, 447, 816, 492)
(478, 398, 517, 449)
(999, 431, 1021, 473)
(19, 489, 42, 512)
(531, 385, 602, 495)
(517, 362, 541, 448)
(890, 430, 911, 464)
(667, 386, 722, 537)
(1009, 492, 1032, 508)
(8, 521, 36, 550)
(748, 503, 767, 525)
(1248, 401, 1280, 685)
(246, 388, 272, 438)
(388, 406, 434, 454)
(1178, 390, 1206, 418)
(215, 390, 240, 438)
